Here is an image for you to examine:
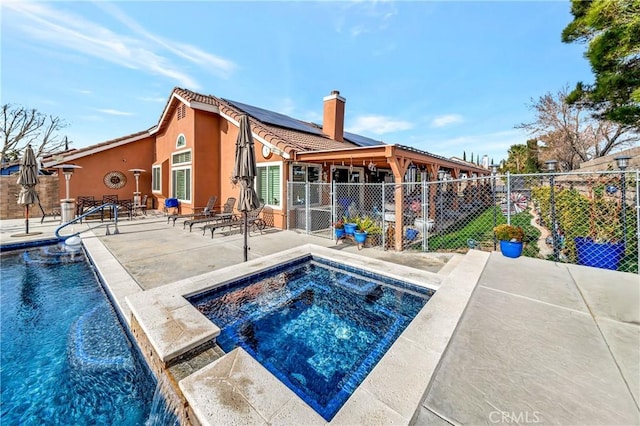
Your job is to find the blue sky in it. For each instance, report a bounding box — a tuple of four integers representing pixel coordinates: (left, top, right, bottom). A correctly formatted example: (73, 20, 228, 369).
(2, 1, 593, 164)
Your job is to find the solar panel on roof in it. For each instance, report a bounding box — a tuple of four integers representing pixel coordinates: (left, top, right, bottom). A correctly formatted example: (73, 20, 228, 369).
(343, 132, 385, 147)
(225, 99, 323, 136)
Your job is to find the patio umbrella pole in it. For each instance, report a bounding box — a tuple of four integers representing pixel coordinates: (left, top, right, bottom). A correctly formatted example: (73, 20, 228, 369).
(25, 205, 29, 235)
(233, 115, 260, 263)
(244, 210, 248, 262)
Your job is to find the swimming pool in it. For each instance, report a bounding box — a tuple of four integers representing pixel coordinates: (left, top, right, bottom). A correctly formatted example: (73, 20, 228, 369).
(188, 255, 434, 420)
(0, 244, 172, 425)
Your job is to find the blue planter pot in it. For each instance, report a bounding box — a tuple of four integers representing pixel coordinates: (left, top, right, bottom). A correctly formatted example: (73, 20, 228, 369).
(499, 240, 523, 258)
(353, 231, 368, 244)
(344, 223, 357, 236)
(335, 228, 345, 239)
(406, 228, 419, 241)
(574, 237, 624, 270)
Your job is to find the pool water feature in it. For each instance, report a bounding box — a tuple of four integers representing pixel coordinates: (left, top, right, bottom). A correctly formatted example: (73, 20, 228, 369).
(0, 244, 175, 425)
(189, 256, 434, 420)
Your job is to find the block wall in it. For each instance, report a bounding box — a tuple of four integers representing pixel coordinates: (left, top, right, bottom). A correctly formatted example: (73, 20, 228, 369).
(0, 175, 60, 219)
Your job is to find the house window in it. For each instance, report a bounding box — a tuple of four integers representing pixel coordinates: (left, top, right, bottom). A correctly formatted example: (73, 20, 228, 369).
(172, 149, 191, 164)
(256, 163, 281, 208)
(176, 134, 186, 149)
(172, 167, 191, 202)
(152, 165, 161, 193)
(171, 148, 191, 202)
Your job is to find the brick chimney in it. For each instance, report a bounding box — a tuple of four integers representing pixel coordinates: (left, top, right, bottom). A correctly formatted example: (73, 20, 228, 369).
(323, 90, 346, 142)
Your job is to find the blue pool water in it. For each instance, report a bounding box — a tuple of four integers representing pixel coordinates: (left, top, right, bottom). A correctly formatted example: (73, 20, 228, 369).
(189, 256, 434, 420)
(0, 244, 170, 425)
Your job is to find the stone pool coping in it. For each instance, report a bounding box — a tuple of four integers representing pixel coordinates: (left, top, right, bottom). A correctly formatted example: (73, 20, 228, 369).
(126, 243, 489, 425)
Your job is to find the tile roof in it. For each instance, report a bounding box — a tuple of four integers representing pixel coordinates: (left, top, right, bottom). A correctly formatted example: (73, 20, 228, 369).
(162, 87, 359, 155)
(41, 129, 152, 165)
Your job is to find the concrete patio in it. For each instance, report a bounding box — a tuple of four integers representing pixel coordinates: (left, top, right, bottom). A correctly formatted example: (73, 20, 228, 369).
(1, 214, 638, 425)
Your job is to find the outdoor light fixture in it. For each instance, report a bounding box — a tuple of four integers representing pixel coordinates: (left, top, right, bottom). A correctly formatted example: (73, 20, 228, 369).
(53, 164, 83, 201)
(490, 164, 498, 175)
(615, 156, 631, 247)
(615, 156, 631, 171)
(52, 164, 82, 224)
(128, 168, 146, 205)
(546, 159, 559, 261)
(437, 169, 445, 181)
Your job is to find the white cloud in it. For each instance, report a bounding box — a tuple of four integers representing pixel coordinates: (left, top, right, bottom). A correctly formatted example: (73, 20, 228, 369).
(79, 115, 103, 122)
(76, 89, 92, 95)
(94, 108, 134, 116)
(431, 114, 463, 128)
(138, 96, 166, 103)
(409, 129, 527, 162)
(4, 2, 236, 89)
(347, 115, 413, 135)
(97, 2, 236, 78)
(275, 97, 296, 116)
(333, 0, 397, 35)
(350, 25, 368, 37)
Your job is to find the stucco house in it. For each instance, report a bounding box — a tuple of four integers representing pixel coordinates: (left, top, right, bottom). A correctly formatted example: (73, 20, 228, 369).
(42, 87, 489, 236)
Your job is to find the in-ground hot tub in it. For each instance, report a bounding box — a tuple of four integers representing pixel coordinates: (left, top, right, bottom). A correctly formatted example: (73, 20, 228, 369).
(126, 244, 488, 425)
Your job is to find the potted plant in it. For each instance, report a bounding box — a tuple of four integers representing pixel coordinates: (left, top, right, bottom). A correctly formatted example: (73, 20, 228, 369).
(353, 216, 383, 245)
(334, 219, 345, 239)
(353, 221, 368, 244)
(494, 224, 525, 258)
(343, 216, 357, 236)
(574, 178, 625, 270)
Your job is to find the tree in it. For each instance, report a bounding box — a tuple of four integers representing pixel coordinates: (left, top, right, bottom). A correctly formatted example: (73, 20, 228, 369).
(517, 87, 639, 170)
(1, 104, 69, 165)
(502, 144, 529, 173)
(562, 0, 640, 127)
(463, 150, 467, 161)
(525, 139, 540, 172)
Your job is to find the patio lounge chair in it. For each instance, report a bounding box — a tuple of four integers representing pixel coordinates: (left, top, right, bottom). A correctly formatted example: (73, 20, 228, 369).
(203, 203, 266, 239)
(167, 196, 217, 226)
(184, 197, 236, 232)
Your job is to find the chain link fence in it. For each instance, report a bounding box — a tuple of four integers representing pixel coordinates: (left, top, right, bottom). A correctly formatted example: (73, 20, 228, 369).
(287, 170, 639, 274)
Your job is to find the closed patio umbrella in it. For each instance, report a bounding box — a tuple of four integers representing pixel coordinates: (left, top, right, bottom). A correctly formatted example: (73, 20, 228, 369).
(17, 144, 40, 234)
(233, 115, 260, 262)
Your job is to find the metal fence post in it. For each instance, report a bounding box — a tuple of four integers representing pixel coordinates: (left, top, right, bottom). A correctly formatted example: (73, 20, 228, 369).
(491, 167, 497, 250)
(422, 179, 428, 252)
(331, 180, 336, 240)
(636, 170, 640, 275)
(506, 171, 511, 225)
(381, 182, 386, 250)
(545, 161, 559, 262)
(305, 182, 310, 234)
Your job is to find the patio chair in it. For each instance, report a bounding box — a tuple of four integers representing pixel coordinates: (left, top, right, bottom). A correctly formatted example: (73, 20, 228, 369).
(203, 203, 266, 239)
(101, 195, 119, 221)
(76, 195, 95, 216)
(39, 203, 60, 224)
(167, 196, 217, 226)
(135, 194, 148, 216)
(184, 197, 236, 232)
